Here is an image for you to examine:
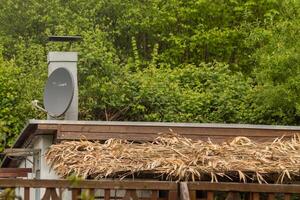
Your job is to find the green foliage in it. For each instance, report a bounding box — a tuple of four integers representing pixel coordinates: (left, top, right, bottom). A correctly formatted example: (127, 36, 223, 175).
(0, 0, 300, 150)
(249, 19, 300, 124)
(81, 62, 251, 122)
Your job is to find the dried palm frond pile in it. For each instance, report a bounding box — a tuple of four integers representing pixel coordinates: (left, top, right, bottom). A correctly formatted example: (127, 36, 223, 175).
(45, 133, 300, 183)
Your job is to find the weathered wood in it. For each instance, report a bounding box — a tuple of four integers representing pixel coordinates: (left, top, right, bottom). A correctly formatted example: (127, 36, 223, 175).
(284, 193, 291, 200)
(180, 182, 190, 200)
(267, 193, 275, 200)
(41, 188, 60, 200)
(71, 189, 81, 200)
(207, 191, 214, 200)
(168, 190, 178, 200)
(252, 193, 260, 200)
(24, 187, 30, 200)
(52, 121, 299, 142)
(0, 179, 177, 190)
(188, 182, 300, 193)
(225, 192, 241, 200)
(0, 172, 28, 177)
(41, 188, 51, 200)
(104, 189, 110, 200)
(50, 188, 60, 200)
(57, 129, 296, 141)
(151, 190, 158, 200)
(189, 190, 196, 200)
(0, 168, 32, 173)
(0, 168, 32, 178)
(3, 148, 37, 156)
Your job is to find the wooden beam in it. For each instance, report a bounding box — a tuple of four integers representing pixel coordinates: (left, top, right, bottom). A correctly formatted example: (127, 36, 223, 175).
(188, 182, 300, 193)
(0, 179, 177, 190)
(0, 168, 32, 173)
(3, 149, 39, 157)
(55, 123, 298, 142)
(0, 172, 28, 177)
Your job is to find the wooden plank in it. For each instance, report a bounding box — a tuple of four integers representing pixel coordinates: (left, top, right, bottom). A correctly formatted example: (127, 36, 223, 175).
(104, 189, 110, 200)
(151, 190, 158, 200)
(0, 172, 28, 177)
(24, 187, 30, 200)
(225, 192, 241, 200)
(57, 131, 287, 143)
(168, 190, 178, 200)
(207, 191, 214, 200)
(0, 168, 32, 173)
(0, 179, 177, 190)
(50, 188, 60, 200)
(187, 182, 300, 193)
(59, 124, 299, 137)
(284, 193, 291, 200)
(58, 129, 296, 138)
(41, 188, 51, 200)
(72, 189, 80, 200)
(252, 193, 260, 200)
(189, 190, 196, 200)
(37, 124, 58, 131)
(267, 193, 275, 200)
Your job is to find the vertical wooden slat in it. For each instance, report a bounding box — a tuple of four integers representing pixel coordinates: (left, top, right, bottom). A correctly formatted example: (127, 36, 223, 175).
(168, 190, 178, 200)
(71, 189, 81, 200)
(252, 193, 260, 200)
(207, 191, 214, 200)
(50, 188, 60, 200)
(104, 189, 110, 200)
(284, 193, 291, 200)
(151, 190, 158, 200)
(24, 187, 30, 200)
(41, 188, 51, 200)
(267, 193, 275, 200)
(225, 192, 241, 200)
(189, 190, 197, 200)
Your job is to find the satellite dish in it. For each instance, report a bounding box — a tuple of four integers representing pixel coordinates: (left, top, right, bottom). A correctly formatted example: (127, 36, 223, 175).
(43, 68, 74, 117)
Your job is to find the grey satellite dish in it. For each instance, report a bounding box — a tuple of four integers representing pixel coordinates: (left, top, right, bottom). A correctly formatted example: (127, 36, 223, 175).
(43, 68, 74, 117)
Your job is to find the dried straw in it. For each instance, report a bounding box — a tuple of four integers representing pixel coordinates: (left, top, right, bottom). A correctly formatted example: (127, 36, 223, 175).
(45, 133, 300, 183)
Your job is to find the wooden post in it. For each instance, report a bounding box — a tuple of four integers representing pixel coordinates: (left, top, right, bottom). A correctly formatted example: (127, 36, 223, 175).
(252, 193, 260, 200)
(24, 187, 30, 200)
(189, 190, 197, 200)
(151, 190, 158, 200)
(267, 193, 275, 200)
(284, 193, 291, 200)
(207, 191, 214, 200)
(71, 189, 81, 200)
(168, 190, 178, 200)
(104, 189, 110, 200)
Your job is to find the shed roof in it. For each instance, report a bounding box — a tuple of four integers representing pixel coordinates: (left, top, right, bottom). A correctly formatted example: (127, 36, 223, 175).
(2, 119, 300, 167)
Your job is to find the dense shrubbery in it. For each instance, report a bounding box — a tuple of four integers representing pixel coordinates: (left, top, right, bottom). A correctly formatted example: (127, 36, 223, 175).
(0, 0, 300, 148)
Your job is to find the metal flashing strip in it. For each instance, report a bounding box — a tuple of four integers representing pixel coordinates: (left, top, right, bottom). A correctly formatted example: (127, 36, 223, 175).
(28, 119, 300, 130)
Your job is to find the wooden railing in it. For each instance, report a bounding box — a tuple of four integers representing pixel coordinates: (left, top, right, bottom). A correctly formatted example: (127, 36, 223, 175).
(0, 179, 300, 200)
(0, 179, 177, 200)
(187, 182, 300, 200)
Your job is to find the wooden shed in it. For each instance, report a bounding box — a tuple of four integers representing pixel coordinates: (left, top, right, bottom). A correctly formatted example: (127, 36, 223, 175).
(1, 119, 300, 200)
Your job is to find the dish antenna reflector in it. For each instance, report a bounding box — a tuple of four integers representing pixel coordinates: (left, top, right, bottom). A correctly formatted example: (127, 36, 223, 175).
(43, 68, 74, 117)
